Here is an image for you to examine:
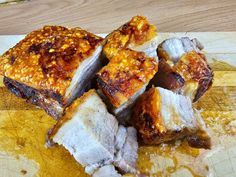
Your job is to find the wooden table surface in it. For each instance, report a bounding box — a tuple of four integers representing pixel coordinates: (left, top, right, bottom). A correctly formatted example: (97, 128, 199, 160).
(0, 0, 236, 35)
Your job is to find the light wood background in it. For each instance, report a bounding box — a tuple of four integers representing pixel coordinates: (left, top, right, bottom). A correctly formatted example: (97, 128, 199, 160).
(0, 1, 236, 176)
(0, 0, 236, 34)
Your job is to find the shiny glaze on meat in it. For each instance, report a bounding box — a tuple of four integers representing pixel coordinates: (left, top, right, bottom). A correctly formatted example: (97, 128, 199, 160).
(0, 26, 103, 104)
(103, 16, 157, 59)
(97, 49, 158, 108)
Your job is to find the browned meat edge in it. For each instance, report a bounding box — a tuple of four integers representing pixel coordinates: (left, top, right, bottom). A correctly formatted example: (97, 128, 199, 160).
(3, 77, 64, 119)
(193, 68, 213, 102)
(148, 58, 185, 93)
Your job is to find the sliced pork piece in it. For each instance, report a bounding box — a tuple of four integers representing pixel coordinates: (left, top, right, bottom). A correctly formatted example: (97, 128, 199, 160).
(93, 165, 121, 177)
(114, 126, 138, 174)
(0, 26, 104, 119)
(103, 15, 158, 59)
(132, 87, 211, 149)
(152, 37, 213, 102)
(97, 49, 158, 124)
(47, 89, 138, 176)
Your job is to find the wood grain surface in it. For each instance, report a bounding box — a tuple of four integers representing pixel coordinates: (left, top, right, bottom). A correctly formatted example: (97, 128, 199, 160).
(0, 0, 236, 34)
(0, 1, 236, 176)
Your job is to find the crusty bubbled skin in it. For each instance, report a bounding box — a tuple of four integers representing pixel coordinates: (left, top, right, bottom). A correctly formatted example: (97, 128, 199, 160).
(156, 45, 213, 102)
(173, 51, 213, 102)
(0, 26, 103, 105)
(97, 49, 158, 108)
(103, 16, 157, 60)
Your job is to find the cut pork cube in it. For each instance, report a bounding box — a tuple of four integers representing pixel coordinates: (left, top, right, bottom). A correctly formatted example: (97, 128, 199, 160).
(103, 15, 158, 59)
(0, 26, 104, 119)
(132, 87, 211, 149)
(97, 49, 158, 124)
(47, 89, 138, 176)
(152, 37, 213, 102)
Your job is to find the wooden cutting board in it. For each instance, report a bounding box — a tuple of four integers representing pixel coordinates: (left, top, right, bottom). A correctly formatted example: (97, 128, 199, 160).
(0, 32, 235, 177)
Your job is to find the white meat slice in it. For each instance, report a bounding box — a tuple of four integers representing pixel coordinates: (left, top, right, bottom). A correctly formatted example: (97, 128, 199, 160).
(65, 45, 103, 105)
(129, 36, 159, 58)
(161, 38, 185, 63)
(160, 37, 204, 63)
(47, 90, 139, 176)
(93, 165, 121, 177)
(112, 85, 147, 125)
(115, 125, 127, 151)
(50, 90, 118, 167)
(158, 87, 197, 131)
(133, 87, 211, 149)
(114, 127, 138, 173)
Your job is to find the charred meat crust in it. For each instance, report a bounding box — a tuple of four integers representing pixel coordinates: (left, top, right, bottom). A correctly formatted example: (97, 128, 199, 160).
(4, 77, 63, 119)
(156, 44, 213, 101)
(103, 16, 157, 59)
(149, 58, 185, 92)
(0, 26, 103, 97)
(194, 77, 213, 102)
(97, 49, 158, 108)
(140, 128, 194, 145)
(132, 87, 211, 149)
(175, 52, 213, 102)
(96, 77, 120, 107)
(187, 130, 211, 149)
(193, 61, 213, 102)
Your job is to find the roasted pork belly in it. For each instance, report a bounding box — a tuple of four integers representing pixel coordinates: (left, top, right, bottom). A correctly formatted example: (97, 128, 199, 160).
(152, 37, 213, 102)
(47, 89, 138, 176)
(0, 26, 104, 119)
(97, 49, 158, 124)
(103, 16, 158, 59)
(132, 87, 211, 149)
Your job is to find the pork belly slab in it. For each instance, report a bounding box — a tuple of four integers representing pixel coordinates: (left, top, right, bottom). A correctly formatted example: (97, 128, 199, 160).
(47, 89, 138, 176)
(103, 15, 158, 59)
(97, 49, 158, 124)
(0, 26, 104, 119)
(152, 37, 213, 102)
(132, 87, 211, 149)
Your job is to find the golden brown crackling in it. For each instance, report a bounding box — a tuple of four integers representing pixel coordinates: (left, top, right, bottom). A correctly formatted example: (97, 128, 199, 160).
(132, 87, 166, 143)
(157, 48, 213, 101)
(103, 15, 157, 59)
(174, 51, 213, 101)
(132, 88, 196, 144)
(174, 51, 209, 82)
(97, 49, 158, 108)
(0, 26, 103, 103)
(187, 129, 211, 149)
(48, 89, 97, 140)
